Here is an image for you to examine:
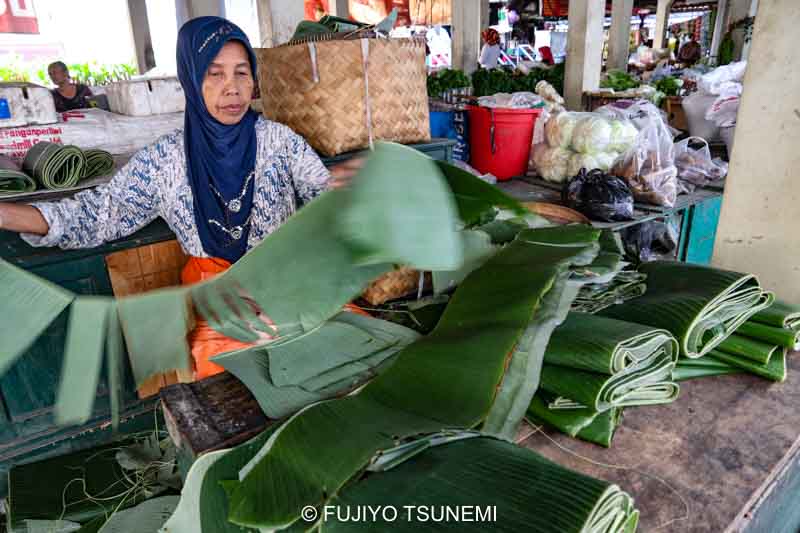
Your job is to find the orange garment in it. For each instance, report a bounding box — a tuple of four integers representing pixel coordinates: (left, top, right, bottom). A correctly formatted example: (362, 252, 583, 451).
(182, 256, 371, 380)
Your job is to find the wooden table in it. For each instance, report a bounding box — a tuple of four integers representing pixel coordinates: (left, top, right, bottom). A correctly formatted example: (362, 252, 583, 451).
(521, 353, 800, 533)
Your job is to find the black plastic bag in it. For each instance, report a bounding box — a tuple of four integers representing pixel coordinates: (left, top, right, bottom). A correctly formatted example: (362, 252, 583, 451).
(622, 220, 679, 263)
(562, 169, 635, 222)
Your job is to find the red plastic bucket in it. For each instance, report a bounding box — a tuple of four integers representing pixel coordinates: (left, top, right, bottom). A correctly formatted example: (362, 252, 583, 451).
(467, 105, 542, 181)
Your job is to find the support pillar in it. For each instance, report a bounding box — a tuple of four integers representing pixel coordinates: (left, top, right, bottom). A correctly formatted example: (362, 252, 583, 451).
(607, 0, 634, 71)
(329, 0, 349, 18)
(255, 0, 304, 47)
(710, 0, 728, 61)
(176, 0, 225, 20)
(564, 0, 604, 111)
(451, 0, 489, 75)
(653, 0, 673, 50)
(712, 0, 800, 303)
(126, 0, 156, 73)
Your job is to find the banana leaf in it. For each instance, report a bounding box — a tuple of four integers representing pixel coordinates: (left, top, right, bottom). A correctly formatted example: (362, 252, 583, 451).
(435, 160, 528, 226)
(536, 313, 678, 412)
(324, 437, 639, 532)
(717, 334, 778, 365)
(55, 297, 111, 425)
(95, 496, 179, 533)
(431, 230, 497, 295)
(222, 226, 603, 530)
(751, 299, 800, 330)
(22, 141, 87, 189)
(483, 226, 604, 439)
(710, 349, 787, 382)
(572, 270, 647, 314)
(599, 262, 774, 358)
(83, 149, 114, 179)
(211, 312, 419, 419)
(737, 321, 799, 351)
(526, 394, 622, 448)
(0, 167, 37, 195)
(672, 357, 742, 381)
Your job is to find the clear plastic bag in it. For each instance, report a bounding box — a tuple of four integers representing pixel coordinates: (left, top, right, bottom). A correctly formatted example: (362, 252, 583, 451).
(604, 102, 679, 207)
(674, 136, 727, 189)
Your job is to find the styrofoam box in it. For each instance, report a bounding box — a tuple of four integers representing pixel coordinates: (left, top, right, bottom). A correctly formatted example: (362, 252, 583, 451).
(106, 77, 185, 117)
(0, 83, 58, 128)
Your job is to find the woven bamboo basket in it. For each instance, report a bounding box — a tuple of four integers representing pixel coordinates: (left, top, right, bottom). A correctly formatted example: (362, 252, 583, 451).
(256, 38, 430, 157)
(362, 267, 422, 306)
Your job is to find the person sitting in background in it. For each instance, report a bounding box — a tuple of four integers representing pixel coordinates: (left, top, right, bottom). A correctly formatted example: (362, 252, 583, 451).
(479, 28, 502, 69)
(677, 38, 702, 66)
(47, 61, 92, 112)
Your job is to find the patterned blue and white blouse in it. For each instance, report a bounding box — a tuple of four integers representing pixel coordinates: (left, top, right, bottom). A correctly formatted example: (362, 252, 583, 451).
(22, 116, 331, 256)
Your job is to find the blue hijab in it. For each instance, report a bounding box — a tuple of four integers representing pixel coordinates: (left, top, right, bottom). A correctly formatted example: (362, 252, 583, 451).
(177, 17, 258, 263)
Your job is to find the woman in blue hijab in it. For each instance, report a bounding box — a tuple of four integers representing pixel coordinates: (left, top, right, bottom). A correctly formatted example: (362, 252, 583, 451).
(1, 17, 357, 378)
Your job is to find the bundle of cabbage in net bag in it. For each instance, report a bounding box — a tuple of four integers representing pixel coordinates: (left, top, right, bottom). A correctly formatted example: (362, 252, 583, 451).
(532, 143, 572, 183)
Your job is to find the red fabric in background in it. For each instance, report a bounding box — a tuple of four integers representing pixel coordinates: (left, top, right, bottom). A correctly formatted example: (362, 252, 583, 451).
(0, 0, 39, 34)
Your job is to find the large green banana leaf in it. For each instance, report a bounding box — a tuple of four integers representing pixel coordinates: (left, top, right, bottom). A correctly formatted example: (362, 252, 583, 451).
(221, 226, 602, 530)
(431, 230, 497, 295)
(526, 394, 622, 448)
(483, 226, 605, 439)
(323, 437, 639, 533)
(0, 142, 464, 428)
(717, 334, 778, 365)
(599, 262, 774, 358)
(537, 313, 679, 412)
(211, 312, 419, 419)
(751, 299, 800, 331)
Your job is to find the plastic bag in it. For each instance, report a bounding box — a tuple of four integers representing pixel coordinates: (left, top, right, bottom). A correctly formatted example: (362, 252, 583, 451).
(607, 102, 679, 207)
(545, 111, 577, 148)
(681, 91, 720, 141)
(698, 61, 747, 95)
(622, 220, 679, 262)
(531, 143, 572, 183)
(562, 169, 635, 222)
(705, 95, 740, 128)
(477, 92, 544, 109)
(674, 136, 727, 189)
(572, 115, 613, 154)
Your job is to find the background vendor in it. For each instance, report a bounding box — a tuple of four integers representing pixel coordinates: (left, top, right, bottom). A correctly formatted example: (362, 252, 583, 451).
(479, 28, 502, 69)
(48, 61, 93, 112)
(0, 17, 358, 379)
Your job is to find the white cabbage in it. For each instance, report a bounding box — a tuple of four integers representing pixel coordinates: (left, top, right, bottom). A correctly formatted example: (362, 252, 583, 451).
(545, 112, 578, 148)
(609, 120, 639, 152)
(538, 146, 573, 183)
(571, 115, 613, 154)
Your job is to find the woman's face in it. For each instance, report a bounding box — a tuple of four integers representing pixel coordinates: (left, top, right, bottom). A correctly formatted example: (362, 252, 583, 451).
(48, 66, 68, 85)
(202, 41, 254, 125)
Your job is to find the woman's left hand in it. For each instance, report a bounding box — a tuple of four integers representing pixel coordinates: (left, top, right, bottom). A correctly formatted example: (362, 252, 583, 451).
(328, 157, 365, 189)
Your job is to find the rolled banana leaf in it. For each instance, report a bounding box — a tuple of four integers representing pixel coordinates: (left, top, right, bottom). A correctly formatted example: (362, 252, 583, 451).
(672, 357, 742, 381)
(527, 394, 622, 448)
(324, 437, 639, 533)
(221, 226, 602, 530)
(83, 149, 114, 178)
(710, 349, 787, 382)
(572, 270, 647, 314)
(0, 158, 36, 195)
(22, 141, 87, 190)
(737, 321, 799, 351)
(751, 299, 800, 331)
(717, 334, 778, 365)
(599, 261, 774, 358)
(537, 313, 679, 412)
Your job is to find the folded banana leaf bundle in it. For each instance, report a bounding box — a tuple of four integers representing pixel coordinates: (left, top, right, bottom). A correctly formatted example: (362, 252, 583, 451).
(738, 299, 800, 351)
(83, 149, 115, 178)
(527, 393, 623, 448)
(538, 313, 680, 412)
(22, 141, 87, 189)
(571, 270, 647, 314)
(326, 436, 639, 532)
(672, 356, 742, 381)
(172, 225, 604, 531)
(599, 262, 774, 358)
(0, 156, 36, 195)
(0, 142, 465, 429)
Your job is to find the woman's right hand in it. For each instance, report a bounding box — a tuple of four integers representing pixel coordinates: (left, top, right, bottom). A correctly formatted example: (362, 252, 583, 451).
(0, 203, 49, 235)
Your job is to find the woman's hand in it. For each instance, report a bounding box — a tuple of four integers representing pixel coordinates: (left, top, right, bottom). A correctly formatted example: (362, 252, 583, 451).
(328, 157, 365, 189)
(0, 203, 49, 235)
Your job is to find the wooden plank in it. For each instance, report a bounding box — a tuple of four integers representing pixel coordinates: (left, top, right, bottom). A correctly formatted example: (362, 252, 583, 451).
(521, 351, 800, 532)
(161, 372, 270, 460)
(105, 239, 191, 398)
